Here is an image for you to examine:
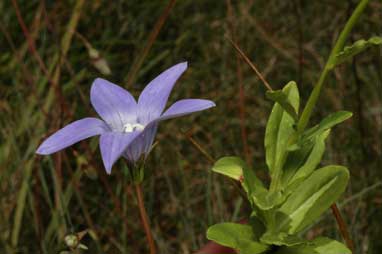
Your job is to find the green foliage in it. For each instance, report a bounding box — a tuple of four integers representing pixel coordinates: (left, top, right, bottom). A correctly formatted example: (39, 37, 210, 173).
(206, 223, 269, 254)
(329, 36, 382, 69)
(301, 111, 352, 145)
(281, 130, 330, 187)
(260, 231, 305, 247)
(212, 156, 283, 210)
(275, 166, 349, 234)
(274, 237, 352, 254)
(208, 82, 351, 253)
(265, 81, 299, 191)
(265, 82, 299, 121)
(212, 156, 247, 181)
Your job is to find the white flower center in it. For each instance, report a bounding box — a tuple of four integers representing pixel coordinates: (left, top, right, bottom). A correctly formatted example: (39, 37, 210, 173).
(123, 123, 145, 133)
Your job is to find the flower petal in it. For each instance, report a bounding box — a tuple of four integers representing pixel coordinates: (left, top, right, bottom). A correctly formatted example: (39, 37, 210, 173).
(122, 99, 214, 162)
(36, 118, 109, 155)
(123, 122, 158, 163)
(99, 131, 141, 174)
(158, 99, 215, 121)
(91, 78, 138, 131)
(137, 62, 187, 124)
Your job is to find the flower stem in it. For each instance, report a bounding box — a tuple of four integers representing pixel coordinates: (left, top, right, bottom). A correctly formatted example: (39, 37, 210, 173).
(297, 0, 369, 133)
(135, 183, 156, 254)
(294, 2, 368, 252)
(331, 204, 354, 253)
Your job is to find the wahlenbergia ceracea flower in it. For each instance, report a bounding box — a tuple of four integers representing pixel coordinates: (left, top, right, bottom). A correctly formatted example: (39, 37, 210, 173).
(36, 62, 215, 174)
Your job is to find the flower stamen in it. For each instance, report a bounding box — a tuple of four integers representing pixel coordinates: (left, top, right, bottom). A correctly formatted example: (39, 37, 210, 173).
(123, 123, 145, 133)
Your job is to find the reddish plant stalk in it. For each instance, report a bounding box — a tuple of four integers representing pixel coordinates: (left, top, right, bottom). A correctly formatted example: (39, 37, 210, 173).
(135, 183, 156, 254)
(11, 0, 49, 76)
(331, 204, 354, 253)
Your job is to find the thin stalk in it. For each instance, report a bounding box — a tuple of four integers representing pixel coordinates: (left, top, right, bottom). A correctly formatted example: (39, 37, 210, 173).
(297, 0, 369, 133)
(135, 183, 156, 254)
(226, 37, 273, 91)
(296, 2, 369, 252)
(331, 204, 354, 253)
(11, 0, 48, 75)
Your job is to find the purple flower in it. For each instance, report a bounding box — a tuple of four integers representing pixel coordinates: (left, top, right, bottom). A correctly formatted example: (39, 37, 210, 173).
(36, 62, 215, 174)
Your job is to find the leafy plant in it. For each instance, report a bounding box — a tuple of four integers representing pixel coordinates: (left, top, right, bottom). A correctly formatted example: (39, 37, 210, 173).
(328, 36, 382, 69)
(208, 83, 351, 253)
(205, 0, 377, 253)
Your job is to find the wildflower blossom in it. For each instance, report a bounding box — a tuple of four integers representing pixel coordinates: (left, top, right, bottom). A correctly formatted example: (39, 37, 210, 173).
(36, 62, 215, 173)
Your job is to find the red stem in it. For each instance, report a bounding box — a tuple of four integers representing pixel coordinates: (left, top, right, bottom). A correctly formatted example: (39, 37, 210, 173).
(135, 183, 156, 254)
(331, 203, 354, 253)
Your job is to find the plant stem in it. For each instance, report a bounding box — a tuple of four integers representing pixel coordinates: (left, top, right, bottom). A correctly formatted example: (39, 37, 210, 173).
(331, 204, 354, 253)
(297, 0, 369, 133)
(295, 2, 369, 252)
(135, 183, 156, 254)
(226, 36, 273, 91)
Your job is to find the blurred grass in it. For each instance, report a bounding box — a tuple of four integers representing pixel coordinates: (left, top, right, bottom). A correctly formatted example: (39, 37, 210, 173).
(0, 0, 381, 253)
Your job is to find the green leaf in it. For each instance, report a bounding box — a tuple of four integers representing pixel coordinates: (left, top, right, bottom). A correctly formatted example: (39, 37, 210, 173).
(206, 223, 269, 254)
(265, 81, 300, 177)
(329, 36, 382, 69)
(212, 156, 264, 190)
(266, 86, 299, 121)
(274, 237, 351, 254)
(240, 160, 283, 210)
(237, 240, 269, 254)
(212, 156, 246, 181)
(241, 158, 265, 195)
(281, 130, 330, 187)
(249, 213, 266, 239)
(251, 189, 285, 211)
(207, 223, 252, 247)
(302, 111, 352, 144)
(260, 231, 306, 247)
(275, 166, 349, 234)
(212, 156, 274, 211)
(289, 130, 330, 184)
